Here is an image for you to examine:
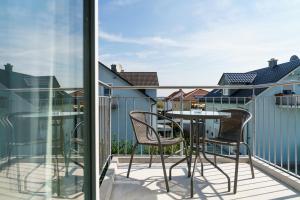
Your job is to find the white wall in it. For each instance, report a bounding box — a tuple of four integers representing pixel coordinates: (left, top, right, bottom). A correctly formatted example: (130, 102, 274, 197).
(99, 64, 157, 147)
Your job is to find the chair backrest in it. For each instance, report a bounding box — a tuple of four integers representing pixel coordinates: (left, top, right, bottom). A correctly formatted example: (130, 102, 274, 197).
(218, 109, 252, 142)
(6, 112, 41, 143)
(129, 111, 156, 144)
(70, 121, 85, 154)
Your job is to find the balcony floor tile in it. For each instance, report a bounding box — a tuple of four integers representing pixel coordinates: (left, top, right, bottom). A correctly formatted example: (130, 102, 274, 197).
(111, 162, 299, 200)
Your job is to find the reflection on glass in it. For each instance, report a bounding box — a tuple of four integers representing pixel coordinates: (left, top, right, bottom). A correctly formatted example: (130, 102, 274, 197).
(0, 0, 86, 199)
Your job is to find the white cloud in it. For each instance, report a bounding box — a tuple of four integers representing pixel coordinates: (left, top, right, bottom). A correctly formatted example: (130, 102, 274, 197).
(110, 0, 141, 6)
(0, 28, 83, 88)
(99, 30, 181, 47)
(100, 0, 300, 95)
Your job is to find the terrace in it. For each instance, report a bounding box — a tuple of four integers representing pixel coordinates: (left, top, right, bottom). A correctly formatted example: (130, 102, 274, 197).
(2, 1, 300, 200)
(0, 83, 300, 200)
(97, 82, 300, 200)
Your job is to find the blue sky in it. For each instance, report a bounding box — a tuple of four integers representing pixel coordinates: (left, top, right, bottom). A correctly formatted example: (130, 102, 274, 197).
(0, 0, 83, 88)
(99, 0, 300, 94)
(1, 1, 300, 91)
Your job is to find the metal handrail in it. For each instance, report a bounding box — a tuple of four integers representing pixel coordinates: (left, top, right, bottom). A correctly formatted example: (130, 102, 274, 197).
(109, 81, 300, 90)
(0, 87, 83, 92)
(0, 80, 299, 92)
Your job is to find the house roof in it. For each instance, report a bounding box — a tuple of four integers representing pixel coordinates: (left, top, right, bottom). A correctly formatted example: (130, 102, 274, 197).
(206, 56, 300, 98)
(0, 67, 60, 89)
(218, 73, 257, 85)
(119, 72, 159, 86)
(165, 90, 184, 100)
(165, 89, 208, 101)
(184, 88, 208, 101)
(69, 90, 84, 97)
(0, 65, 68, 105)
(99, 62, 157, 102)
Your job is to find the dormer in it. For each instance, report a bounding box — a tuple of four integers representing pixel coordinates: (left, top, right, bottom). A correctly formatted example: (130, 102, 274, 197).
(218, 73, 257, 96)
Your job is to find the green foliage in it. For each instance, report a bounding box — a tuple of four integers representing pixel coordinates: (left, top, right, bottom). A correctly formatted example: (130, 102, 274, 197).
(156, 99, 164, 109)
(111, 134, 182, 155)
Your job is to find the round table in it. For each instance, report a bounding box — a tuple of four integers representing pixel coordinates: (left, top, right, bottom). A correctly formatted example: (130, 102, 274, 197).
(166, 110, 230, 119)
(13, 111, 83, 196)
(167, 110, 231, 197)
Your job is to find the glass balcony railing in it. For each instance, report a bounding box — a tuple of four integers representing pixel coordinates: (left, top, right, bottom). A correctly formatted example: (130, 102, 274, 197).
(0, 88, 86, 198)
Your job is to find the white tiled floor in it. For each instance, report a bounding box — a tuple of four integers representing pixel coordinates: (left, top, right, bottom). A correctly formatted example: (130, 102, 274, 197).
(0, 162, 84, 200)
(111, 162, 300, 200)
(1, 161, 299, 200)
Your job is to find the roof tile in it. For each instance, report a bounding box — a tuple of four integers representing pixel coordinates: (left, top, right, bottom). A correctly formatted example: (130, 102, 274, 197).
(119, 72, 159, 86)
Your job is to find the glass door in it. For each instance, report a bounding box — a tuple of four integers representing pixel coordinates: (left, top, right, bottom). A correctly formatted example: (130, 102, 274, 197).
(0, 0, 96, 199)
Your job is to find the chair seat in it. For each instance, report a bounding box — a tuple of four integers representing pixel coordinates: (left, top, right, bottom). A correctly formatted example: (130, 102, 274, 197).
(140, 137, 184, 146)
(72, 138, 84, 145)
(9, 138, 61, 146)
(205, 137, 239, 145)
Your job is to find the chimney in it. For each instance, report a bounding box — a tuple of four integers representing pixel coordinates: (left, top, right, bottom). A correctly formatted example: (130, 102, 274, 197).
(4, 63, 13, 72)
(268, 58, 278, 67)
(111, 64, 123, 73)
(111, 64, 117, 72)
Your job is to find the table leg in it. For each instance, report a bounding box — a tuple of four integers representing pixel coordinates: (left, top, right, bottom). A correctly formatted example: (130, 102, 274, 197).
(190, 118, 201, 198)
(169, 121, 191, 179)
(201, 120, 231, 192)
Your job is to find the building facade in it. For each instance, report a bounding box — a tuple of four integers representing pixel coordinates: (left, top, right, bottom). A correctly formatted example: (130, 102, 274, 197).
(205, 56, 300, 166)
(99, 62, 158, 152)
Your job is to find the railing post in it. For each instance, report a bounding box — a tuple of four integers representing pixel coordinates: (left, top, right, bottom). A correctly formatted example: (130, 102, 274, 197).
(125, 97, 128, 155)
(109, 93, 112, 159)
(180, 89, 184, 156)
(252, 88, 256, 157)
(295, 96, 298, 175)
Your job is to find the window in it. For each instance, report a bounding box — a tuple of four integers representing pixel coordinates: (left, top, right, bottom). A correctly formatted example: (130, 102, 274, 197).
(223, 88, 229, 96)
(103, 84, 112, 96)
(0, 1, 94, 199)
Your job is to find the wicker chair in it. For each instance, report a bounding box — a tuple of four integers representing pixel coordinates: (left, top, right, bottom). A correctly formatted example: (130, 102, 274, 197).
(67, 121, 85, 173)
(3, 112, 61, 193)
(127, 111, 189, 192)
(204, 108, 254, 194)
(66, 121, 85, 192)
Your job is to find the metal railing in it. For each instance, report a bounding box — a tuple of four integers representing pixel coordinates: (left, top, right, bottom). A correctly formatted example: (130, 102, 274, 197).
(99, 96, 111, 173)
(110, 96, 156, 155)
(0, 88, 85, 161)
(99, 81, 300, 179)
(253, 95, 300, 177)
(110, 96, 251, 156)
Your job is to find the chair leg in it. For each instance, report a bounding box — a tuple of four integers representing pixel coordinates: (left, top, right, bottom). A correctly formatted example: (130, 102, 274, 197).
(149, 146, 153, 168)
(234, 145, 240, 194)
(198, 150, 204, 176)
(169, 156, 188, 180)
(159, 145, 169, 192)
(213, 144, 217, 165)
(214, 155, 217, 165)
(202, 143, 231, 192)
(127, 143, 138, 178)
(6, 145, 12, 177)
(244, 143, 255, 179)
(183, 141, 191, 177)
(55, 150, 60, 197)
(169, 141, 191, 180)
(214, 144, 217, 173)
(16, 146, 21, 193)
(190, 154, 198, 198)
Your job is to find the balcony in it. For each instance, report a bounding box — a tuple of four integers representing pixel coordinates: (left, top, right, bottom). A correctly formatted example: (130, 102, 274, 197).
(99, 81, 300, 200)
(0, 83, 300, 199)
